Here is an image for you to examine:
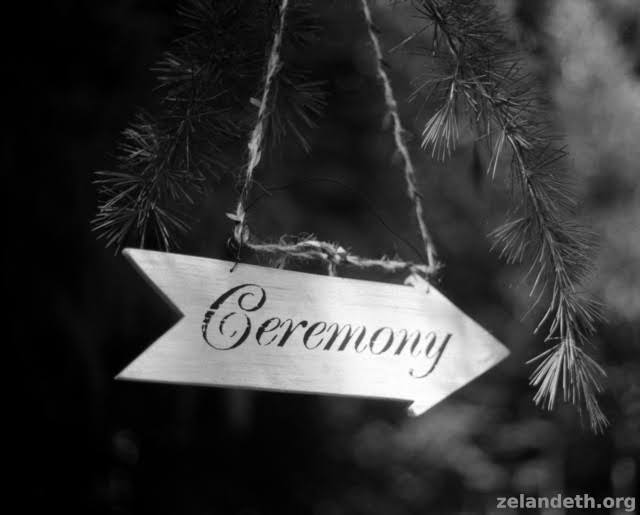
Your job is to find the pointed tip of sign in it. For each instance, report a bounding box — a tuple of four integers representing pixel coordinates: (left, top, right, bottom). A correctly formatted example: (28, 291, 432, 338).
(407, 342, 510, 418)
(495, 342, 511, 363)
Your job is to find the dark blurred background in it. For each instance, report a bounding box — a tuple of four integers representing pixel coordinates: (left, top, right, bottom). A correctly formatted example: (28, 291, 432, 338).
(6, 1, 639, 514)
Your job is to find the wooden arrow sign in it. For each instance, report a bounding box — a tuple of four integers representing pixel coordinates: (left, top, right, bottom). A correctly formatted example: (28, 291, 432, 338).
(118, 249, 509, 415)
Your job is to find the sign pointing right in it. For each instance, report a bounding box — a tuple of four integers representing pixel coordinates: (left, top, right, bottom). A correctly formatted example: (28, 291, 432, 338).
(117, 249, 510, 416)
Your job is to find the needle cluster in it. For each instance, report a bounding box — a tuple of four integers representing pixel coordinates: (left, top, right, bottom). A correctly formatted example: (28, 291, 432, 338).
(398, 0, 606, 430)
(93, 0, 325, 250)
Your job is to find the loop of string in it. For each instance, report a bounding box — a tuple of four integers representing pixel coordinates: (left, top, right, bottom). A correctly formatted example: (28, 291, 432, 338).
(244, 176, 431, 261)
(230, 0, 440, 279)
(237, 236, 432, 276)
(359, 0, 438, 271)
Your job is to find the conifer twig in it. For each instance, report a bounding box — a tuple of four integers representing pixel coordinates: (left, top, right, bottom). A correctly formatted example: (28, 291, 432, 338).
(93, 0, 326, 250)
(399, 0, 607, 430)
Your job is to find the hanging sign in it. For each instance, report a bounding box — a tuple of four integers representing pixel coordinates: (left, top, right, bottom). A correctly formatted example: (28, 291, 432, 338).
(118, 249, 509, 415)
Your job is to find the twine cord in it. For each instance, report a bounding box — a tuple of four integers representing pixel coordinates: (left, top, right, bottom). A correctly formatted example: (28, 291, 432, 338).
(230, 0, 439, 279)
(241, 236, 433, 276)
(233, 0, 290, 246)
(244, 177, 430, 264)
(360, 0, 437, 270)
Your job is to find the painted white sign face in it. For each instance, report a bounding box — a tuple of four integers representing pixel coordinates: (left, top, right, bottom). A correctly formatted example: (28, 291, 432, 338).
(118, 249, 509, 416)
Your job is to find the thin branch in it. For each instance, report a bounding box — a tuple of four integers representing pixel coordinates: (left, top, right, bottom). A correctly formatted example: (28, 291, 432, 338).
(402, 0, 606, 430)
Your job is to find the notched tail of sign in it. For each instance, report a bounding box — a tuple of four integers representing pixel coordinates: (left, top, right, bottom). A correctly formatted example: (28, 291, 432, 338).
(408, 402, 431, 417)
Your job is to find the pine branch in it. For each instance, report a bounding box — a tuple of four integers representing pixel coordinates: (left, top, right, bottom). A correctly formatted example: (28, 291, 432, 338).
(93, 0, 254, 250)
(93, 113, 208, 250)
(93, 0, 326, 251)
(265, 70, 327, 153)
(399, 0, 607, 430)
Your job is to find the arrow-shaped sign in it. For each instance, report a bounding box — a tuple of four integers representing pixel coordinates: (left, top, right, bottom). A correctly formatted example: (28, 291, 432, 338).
(118, 249, 509, 415)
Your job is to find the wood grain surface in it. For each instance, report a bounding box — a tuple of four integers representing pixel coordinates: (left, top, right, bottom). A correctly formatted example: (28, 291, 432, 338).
(118, 249, 509, 416)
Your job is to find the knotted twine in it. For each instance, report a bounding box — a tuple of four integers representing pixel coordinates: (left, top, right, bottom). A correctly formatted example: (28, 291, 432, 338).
(230, 0, 439, 279)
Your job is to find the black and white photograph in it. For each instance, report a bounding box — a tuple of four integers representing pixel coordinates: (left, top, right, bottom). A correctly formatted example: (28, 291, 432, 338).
(8, 0, 640, 513)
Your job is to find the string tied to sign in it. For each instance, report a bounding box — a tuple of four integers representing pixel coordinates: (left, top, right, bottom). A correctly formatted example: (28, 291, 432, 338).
(230, 0, 440, 280)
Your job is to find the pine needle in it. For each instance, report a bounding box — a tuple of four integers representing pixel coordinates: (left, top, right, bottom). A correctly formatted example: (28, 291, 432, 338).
(92, 0, 326, 250)
(400, 0, 608, 430)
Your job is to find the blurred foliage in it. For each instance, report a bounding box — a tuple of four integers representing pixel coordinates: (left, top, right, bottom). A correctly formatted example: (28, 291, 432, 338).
(8, 0, 639, 514)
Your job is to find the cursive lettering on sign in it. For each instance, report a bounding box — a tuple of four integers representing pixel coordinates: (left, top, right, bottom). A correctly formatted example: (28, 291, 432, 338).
(201, 284, 450, 378)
